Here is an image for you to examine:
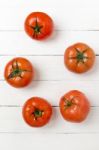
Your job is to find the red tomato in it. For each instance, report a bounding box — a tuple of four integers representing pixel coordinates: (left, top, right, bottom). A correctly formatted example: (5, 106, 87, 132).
(59, 90, 90, 123)
(24, 12, 54, 40)
(22, 97, 52, 127)
(4, 57, 34, 88)
(64, 43, 95, 73)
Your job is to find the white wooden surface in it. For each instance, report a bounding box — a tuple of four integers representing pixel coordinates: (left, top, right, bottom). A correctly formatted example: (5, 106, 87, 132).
(0, 0, 99, 149)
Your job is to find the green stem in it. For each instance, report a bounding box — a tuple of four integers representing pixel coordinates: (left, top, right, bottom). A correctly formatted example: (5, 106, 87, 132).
(76, 48, 88, 63)
(33, 109, 43, 118)
(69, 48, 89, 64)
(30, 18, 43, 38)
(8, 61, 31, 79)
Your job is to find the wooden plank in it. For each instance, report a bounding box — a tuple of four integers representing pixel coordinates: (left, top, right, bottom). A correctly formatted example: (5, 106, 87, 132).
(0, 0, 98, 149)
(0, 31, 99, 55)
(0, 1, 99, 30)
(0, 56, 99, 81)
(0, 0, 99, 8)
(0, 133, 99, 150)
(0, 80, 99, 106)
(0, 107, 98, 133)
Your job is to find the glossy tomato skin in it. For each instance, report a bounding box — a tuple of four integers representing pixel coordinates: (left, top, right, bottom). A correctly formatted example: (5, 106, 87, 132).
(64, 43, 95, 73)
(24, 12, 54, 40)
(4, 57, 34, 88)
(22, 97, 52, 127)
(59, 90, 90, 123)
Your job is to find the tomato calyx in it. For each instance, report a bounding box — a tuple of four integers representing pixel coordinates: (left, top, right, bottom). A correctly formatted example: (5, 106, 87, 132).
(64, 100, 73, 109)
(65, 100, 72, 107)
(29, 18, 43, 38)
(8, 61, 31, 79)
(32, 108, 44, 120)
(69, 48, 89, 63)
(63, 97, 77, 109)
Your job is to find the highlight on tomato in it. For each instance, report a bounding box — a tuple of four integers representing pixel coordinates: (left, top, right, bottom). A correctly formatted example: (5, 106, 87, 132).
(59, 90, 90, 123)
(22, 97, 52, 127)
(64, 43, 95, 73)
(24, 12, 54, 40)
(4, 57, 34, 88)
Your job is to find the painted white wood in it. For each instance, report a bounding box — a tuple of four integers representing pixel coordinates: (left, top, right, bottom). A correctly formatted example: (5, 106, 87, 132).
(0, 0, 99, 30)
(0, 134, 99, 150)
(0, 80, 98, 106)
(0, 56, 99, 81)
(0, 0, 99, 7)
(0, 31, 99, 55)
(0, 107, 98, 133)
(0, 0, 99, 149)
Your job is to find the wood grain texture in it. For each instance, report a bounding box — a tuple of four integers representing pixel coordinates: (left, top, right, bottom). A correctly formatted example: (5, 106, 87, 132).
(0, 56, 98, 81)
(0, 134, 98, 150)
(0, 1, 99, 30)
(0, 80, 98, 106)
(0, 31, 99, 55)
(0, 0, 99, 149)
(0, 107, 98, 133)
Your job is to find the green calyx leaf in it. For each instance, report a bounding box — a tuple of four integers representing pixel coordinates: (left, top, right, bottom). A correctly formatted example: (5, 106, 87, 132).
(34, 109, 43, 118)
(76, 51, 84, 60)
(8, 69, 23, 79)
(63, 97, 77, 109)
(8, 61, 31, 79)
(33, 25, 43, 33)
(69, 48, 89, 63)
(29, 18, 43, 38)
(66, 100, 72, 107)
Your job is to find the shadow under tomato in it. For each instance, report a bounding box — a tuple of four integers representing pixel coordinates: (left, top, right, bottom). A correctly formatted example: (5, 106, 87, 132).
(68, 56, 98, 79)
(82, 57, 98, 77)
(39, 106, 59, 130)
(24, 67, 40, 90)
(45, 30, 59, 42)
(34, 29, 60, 43)
(72, 106, 97, 132)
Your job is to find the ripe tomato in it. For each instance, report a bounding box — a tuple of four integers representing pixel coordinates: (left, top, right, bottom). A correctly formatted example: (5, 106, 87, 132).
(64, 43, 95, 73)
(24, 12, 54, 40)
(4, 57, 34, 88)
(59, 90, 90, 123)
(22, 97, 52, 127)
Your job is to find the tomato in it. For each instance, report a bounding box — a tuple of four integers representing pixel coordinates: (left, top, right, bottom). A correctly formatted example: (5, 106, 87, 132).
(64, 43, 95, 73)
(22, 97, 52, 127)
(59, 90, 90, 123)
(24, 12, 54, 40)
(4, 57, 34, 88)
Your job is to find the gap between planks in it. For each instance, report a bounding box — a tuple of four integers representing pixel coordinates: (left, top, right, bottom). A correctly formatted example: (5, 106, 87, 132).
(0, 29, 99, 32)
(0, 131, 99, 134)
(0, 105, 98, 108)
(0, 54, 99, 56)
